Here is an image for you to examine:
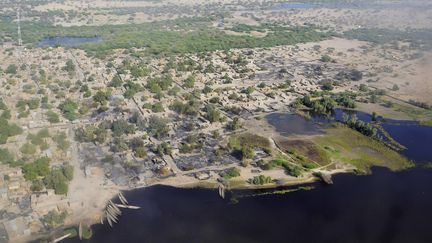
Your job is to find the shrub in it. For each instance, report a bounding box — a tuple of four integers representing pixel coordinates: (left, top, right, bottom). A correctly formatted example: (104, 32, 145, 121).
(0, 148, 14, 164)
(43, 210, 67, 227)
(31, 179, 45, 191)
(245, 86, 255, 94)
(205, 105, 221, 123)
(134, 147, 147, 158)
(111, 120, 135, 137)
(184, 75, 195, 88)
(62, 163, 74, 181)
(221, 167, 241, 179)
(251, 175, 272, 185)
(46, 110, 60, 123)
(156, 142, 172, 156)
(320, 55, 332, 62)
(20, 143, 37, 155)
(53, 132, 70, 151)
(152, 102, 165, 112)
(5, 64, 17, 74)
(109, 75, 123, 87)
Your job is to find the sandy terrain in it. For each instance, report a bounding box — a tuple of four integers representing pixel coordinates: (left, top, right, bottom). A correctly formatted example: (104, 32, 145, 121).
(65, 136, 122, 226)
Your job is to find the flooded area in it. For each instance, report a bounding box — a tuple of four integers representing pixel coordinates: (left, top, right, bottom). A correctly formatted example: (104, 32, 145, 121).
(265, 112, 326, 136)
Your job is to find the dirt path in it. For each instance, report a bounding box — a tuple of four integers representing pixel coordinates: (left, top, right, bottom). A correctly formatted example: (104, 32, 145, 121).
(68, 51, 85, 82)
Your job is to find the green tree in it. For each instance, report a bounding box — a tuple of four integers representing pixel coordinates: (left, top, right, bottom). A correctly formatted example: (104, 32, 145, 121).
(62, 59, 76, 74)
(22, 157, 50, 181)
(109, 75, 123, 87)
(93, 90, 111, 105)
(58, 99, 78, 121)
(5, 64, 17, 74)
(44, 169, 69, 195)
(147, 116, 169, 139)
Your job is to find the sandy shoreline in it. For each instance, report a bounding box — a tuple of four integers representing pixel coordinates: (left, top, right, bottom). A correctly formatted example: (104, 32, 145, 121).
(46, 164, 354, 240)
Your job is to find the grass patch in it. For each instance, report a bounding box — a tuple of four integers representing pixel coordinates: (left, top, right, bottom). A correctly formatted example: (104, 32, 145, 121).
(276, 139, 330, 166)
(228, 133, 271, 151)
(314, 125, 413, 172)
(379, 96, 432, 123)
(257, 155, 303, 177)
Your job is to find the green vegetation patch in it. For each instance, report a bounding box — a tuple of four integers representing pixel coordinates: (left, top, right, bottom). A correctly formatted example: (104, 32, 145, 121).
(276, 139, 331, 166)
(0, 118, 23, 144)
(314, 125, 413, 172)
(220, 167, 241, 180)
(83, 26, 329, 56)
(381, 97, 432, 125)
(1, 17, 329, 56)
(228, 133, 271, 151)
(250, 175, 273, 185)
(344, 28, 432, 49)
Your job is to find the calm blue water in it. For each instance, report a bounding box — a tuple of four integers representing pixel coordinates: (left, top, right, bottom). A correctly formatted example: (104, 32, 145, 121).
(66, 168, 432, 243)
(38, 36, 101, 47)
(382, 122, 432, 163)
(64, 110, 432, 243)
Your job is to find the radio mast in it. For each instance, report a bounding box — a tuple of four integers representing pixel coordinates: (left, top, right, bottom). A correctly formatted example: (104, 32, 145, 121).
(17, 7, 23, 47)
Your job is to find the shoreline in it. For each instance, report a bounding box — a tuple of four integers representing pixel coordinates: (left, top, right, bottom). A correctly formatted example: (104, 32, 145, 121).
(38, 166, 355, 242)
(26, 106, 417, 242)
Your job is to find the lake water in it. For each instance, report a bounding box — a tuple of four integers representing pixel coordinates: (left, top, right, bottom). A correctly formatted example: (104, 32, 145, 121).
(38, 37, 101, 47)
(66, 110, 432, 243)
(266, 112, 326, 135)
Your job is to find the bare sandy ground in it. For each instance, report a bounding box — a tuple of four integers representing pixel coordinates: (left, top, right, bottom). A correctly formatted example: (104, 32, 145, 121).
(65, 133, 122, 226)
(391, 52, 432, 104)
